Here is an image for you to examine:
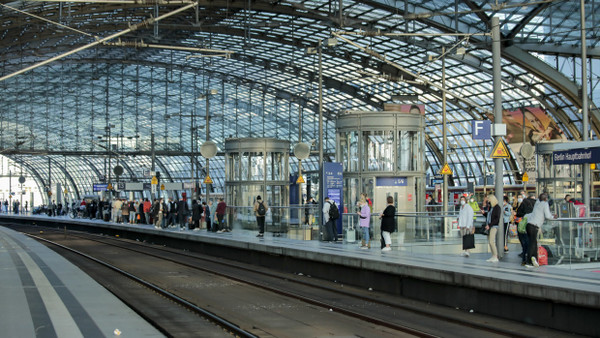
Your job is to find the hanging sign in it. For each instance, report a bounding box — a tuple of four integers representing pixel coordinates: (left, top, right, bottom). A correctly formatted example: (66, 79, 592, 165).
(376, 177, 407, 186)
(160, 184, 165, 191)
(553, 147, 600, 165)
(296, 175, 305, 184)
(151, 176, 158, 185)
(522, 172, 529, 182)
(472, 120, 491, 140)
(490, 138, 510, 159)
(440, 163, 453, 175)
(204, 174, 213, 184)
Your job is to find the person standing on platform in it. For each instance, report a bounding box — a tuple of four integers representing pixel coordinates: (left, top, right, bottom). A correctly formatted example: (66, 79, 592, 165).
(525, 193, 555, 267)
(152, 198, 165, 229)
(98, 199, 105, 220)
(254, 195, 269, 237)
(322, 197, 331, 241)
(307, 197, 317, 226)
(143, 198, 152, 225)
(484, 194, 501, 263)
(468, 193, 480, 217)
(216, 198, 229, 233)
(129, 200, 137, 224)
(502, 196, 513, 253)
(458, 195, 475, 257)
(361, 192, 373, 212)
(480, 196, 491, 224)
(379, 196, 396, 251)
(203, 201, 212, 231)
(358, 198, 371, 249)
(515, 192, 533, 265)
(322, 197, 339, 242)
(166, 197, 178, 228)
(192, 200, 203, 230)
(121, 200, 129, 223)
(177, 197, 189, 231)
(112, 198, 123, 223)
(136, 199, 144, 224)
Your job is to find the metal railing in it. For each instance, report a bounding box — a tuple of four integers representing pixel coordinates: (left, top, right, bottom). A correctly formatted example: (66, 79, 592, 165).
(222, 205, 600, 265)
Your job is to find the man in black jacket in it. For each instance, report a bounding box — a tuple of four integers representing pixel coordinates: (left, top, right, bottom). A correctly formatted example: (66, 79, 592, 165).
(166, 197, 178, 228)
(177, 197, 189, 231)
(515, 192, 534, 265)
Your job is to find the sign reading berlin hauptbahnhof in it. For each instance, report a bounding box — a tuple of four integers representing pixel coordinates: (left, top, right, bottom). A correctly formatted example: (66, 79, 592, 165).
(553, 147, 600, 165)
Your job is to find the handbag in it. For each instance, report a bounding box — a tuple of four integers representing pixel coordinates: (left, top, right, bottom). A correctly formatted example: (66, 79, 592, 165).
(518, 216, 528, 234)
(508, 223, 518, 238)
(538, 246, 548, 265)
(462, 233, 475, 250)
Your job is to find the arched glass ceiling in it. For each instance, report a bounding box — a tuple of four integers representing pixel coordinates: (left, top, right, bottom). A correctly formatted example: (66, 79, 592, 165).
(1, 0, 600, 199)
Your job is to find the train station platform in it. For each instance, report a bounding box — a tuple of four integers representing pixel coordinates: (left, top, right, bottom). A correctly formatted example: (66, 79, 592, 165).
(1, 213, 599, 336)
(0, 225, 163, 338)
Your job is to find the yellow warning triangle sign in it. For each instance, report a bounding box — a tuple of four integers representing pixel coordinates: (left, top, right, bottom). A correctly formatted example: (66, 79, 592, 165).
(490, 138, 510, 159)
(522, 172, 529, 182)
(440, 163, 453, 175)
(296, 175, 305, 184)
(203, 174, 213, 184)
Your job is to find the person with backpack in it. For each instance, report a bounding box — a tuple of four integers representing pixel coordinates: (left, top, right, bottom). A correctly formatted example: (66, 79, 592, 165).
(322, 197, 340, 242)
(254, 195, 269, 237)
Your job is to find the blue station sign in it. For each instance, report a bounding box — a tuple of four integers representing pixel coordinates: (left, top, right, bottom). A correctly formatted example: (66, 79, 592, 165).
(376, 177, 408, 186)
(93, 183, 109, 192)
(472, 120, 491, 140)
(553, 147, 600, 165)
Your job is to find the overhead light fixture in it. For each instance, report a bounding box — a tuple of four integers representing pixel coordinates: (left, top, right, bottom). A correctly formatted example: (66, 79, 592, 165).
(456, 47, 466, 55)
(323, 38, 338, 47)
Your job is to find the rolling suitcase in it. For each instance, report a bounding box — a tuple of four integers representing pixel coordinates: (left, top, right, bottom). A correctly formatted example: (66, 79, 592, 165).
(346, 217, 356, 243)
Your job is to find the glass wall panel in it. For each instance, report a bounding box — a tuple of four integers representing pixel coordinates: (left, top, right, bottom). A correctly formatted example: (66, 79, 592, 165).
(340, 131, 359, 172)
(363, 131, 394, 171)
(398, 130, 420, 171)
(241, 152, 249, 180)
(398, 131, 411, 171)
(249, 152, 264, 180)
(268, 152, 284, 180)
(226, 152, 240, 181)
(343, 177, 360, 212)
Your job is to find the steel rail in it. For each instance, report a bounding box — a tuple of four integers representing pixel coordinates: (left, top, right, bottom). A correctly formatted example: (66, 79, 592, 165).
(25, 233, 259, 338)
(48, 228, 523, 338)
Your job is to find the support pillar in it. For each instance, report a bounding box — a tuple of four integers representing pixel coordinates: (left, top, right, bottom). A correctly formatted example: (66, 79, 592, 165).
(492, 16, 504, 258)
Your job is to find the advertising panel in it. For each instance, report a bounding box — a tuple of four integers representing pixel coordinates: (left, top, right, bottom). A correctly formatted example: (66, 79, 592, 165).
(488, 107, 566, 184)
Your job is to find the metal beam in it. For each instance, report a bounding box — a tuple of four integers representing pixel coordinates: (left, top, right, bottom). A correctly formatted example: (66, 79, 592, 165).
(460, 0, 490, 28)
(503, 45, 600, 137)
(513, 43, 600, 58)
(506, 3, 551, 40)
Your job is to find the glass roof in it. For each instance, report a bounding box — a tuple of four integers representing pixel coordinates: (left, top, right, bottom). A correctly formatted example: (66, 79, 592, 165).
(1, 0, 600, 201)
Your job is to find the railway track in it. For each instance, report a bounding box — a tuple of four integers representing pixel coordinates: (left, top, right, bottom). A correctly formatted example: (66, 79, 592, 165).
(8, 223, 575, 337)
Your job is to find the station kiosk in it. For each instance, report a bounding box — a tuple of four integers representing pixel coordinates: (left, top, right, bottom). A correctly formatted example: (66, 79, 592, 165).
(224, 138, 290, 233)
(336, 108, 426, 245)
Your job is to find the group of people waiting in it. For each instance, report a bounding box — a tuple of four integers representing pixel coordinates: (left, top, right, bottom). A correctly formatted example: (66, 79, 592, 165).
(73, 197, 217, 231)
(458, 191, 556, 267)
(1, 199, 27, 214)
(322, 193, 397, 251)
